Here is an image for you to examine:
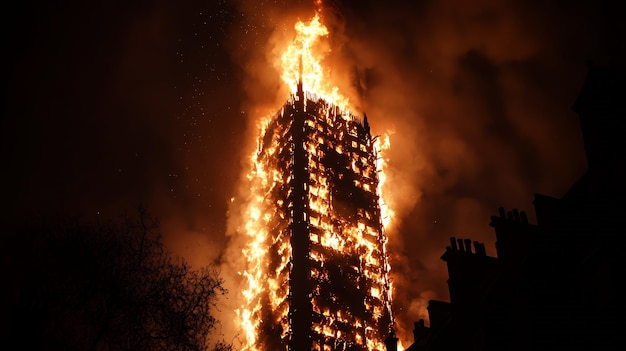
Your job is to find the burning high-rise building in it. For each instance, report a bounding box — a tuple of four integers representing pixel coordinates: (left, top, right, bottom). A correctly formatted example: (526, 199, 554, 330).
(236, 13, 397, 351)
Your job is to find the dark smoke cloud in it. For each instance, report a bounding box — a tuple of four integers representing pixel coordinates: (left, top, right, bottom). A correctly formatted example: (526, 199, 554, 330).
(3, 0, 623, 347)
(325, 0, 624, 342)
(224, 0, 624, 344)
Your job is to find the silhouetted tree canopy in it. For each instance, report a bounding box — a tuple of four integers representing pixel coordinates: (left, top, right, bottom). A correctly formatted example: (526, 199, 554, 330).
(1, 209, 231, 351)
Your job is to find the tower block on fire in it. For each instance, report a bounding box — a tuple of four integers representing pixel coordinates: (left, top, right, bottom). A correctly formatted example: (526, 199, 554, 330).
(250, 80, 395, 351)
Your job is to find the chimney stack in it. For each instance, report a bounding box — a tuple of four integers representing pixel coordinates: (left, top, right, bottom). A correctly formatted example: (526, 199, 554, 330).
(450, 237, 458, 251)
(464, 238, 472, 253)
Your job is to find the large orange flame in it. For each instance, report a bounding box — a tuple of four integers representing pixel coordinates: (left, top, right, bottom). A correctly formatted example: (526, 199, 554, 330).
(280, 13, 350, 110)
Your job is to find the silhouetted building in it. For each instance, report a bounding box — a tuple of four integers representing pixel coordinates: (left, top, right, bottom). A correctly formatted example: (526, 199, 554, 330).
(405, 62, 622, 351)
(242, 80, 395, 351)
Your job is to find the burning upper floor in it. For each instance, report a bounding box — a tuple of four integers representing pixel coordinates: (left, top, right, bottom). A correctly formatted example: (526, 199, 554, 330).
(237, 83, 395, 351)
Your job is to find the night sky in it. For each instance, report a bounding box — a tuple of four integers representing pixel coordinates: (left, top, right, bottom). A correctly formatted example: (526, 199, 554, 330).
(3, 0, 624, 346)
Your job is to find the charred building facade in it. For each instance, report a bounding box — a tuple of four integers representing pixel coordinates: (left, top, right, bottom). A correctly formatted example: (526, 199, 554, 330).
(404, 63, 622, 351)
(245, 81, 394, 351)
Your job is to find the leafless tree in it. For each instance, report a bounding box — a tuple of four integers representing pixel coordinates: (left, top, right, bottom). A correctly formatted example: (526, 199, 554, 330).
(2, 209, 231, 351)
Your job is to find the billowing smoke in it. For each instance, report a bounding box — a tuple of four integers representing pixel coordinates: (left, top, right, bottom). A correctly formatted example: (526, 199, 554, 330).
(219, 0, 622, 345)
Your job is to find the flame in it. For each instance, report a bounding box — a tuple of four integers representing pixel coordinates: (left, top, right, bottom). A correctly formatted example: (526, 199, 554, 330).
(375, 134, 394, 229)
(236, 9, 397, 351)
(280, 13, 351, 110)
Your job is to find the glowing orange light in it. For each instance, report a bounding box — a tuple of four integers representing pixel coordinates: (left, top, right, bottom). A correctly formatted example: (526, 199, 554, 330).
(280, 13, 350, 110)
(236, 9, 397, 351)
